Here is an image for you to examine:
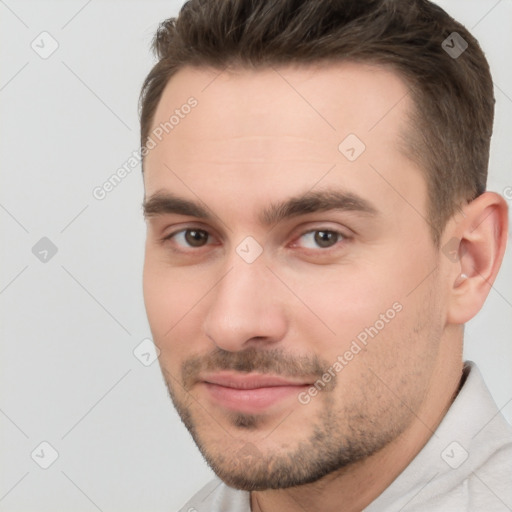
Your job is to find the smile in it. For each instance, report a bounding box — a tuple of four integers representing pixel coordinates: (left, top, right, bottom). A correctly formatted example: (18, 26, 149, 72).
(199, 372, 311, 413)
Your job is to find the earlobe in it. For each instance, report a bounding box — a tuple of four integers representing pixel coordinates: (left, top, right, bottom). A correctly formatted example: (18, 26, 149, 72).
(445, 192, 508, 325)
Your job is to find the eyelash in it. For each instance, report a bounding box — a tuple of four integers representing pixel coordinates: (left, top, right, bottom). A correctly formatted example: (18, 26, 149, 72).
(291, 229, 346, 250)
(160, 227, 348, 252)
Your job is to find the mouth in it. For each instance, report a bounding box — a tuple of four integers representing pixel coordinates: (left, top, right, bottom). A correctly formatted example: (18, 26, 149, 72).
(198, 372, 312, 413)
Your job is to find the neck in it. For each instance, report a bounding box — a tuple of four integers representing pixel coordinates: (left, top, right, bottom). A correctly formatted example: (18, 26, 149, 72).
(251, 349, 464, 512)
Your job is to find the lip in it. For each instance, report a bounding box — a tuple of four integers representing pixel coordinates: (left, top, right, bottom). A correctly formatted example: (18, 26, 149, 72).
(199, 372, 311, 413)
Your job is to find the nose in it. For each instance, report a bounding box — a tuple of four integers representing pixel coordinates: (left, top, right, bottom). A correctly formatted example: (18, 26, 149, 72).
(203, 259, 288, 352)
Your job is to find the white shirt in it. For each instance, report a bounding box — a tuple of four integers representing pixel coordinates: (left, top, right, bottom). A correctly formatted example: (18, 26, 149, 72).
(179, 362, 512, 511)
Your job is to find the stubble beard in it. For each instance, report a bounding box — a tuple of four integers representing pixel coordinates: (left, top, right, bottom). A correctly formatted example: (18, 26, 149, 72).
(163, 366, 418, 491)
(161, 293, 441, 492)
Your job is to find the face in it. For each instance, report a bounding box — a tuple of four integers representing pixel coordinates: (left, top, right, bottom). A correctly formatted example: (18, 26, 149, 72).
(142, 62, 447, 490)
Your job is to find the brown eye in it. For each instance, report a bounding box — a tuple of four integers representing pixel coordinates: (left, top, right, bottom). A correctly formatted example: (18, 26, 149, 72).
(313, 230, 340, 248)
(184, 229, 209, 247)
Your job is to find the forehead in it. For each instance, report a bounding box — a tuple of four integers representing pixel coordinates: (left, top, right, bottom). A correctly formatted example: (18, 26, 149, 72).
(143, 62, 423, 216)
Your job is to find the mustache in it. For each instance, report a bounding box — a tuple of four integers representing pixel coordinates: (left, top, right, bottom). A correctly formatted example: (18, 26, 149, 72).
(181, 347, 331, 390)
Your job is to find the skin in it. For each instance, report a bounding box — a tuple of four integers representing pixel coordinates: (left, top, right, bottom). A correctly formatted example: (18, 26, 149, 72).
(142, 62, 508, 511)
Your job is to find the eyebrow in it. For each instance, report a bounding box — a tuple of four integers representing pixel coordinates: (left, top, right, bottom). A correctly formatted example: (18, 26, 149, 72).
(143, 192, 210, 219)
(142, 189, 378, 225)
(260, 189, 378, 225)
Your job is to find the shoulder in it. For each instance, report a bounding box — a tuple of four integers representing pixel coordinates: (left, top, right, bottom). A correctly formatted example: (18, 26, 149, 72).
(410, 448, 512, 512)
(366, 362, 512, 511)
(465, 440, 512, 511)
(416, 362, 512, 511)
(178, 478, 250, 512)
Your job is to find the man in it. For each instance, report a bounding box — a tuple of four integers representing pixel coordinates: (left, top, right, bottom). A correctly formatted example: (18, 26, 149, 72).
(139, 0, 511, 510)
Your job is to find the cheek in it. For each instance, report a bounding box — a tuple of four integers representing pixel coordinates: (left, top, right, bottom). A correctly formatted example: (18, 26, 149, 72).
(143, 257, 194, 339)
(284, 249, 437, 361)
(283, 266, 403, 341)
(142, 254, 217, 363)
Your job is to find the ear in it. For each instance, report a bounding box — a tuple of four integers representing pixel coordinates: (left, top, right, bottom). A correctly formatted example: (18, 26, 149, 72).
(443, 192, 508, 324)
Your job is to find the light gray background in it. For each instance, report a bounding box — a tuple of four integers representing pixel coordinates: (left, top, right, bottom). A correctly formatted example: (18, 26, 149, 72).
(0, 1, 511, 510)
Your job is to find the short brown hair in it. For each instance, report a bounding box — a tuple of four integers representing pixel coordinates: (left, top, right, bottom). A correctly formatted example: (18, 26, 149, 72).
(139, 0, 494, 245)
